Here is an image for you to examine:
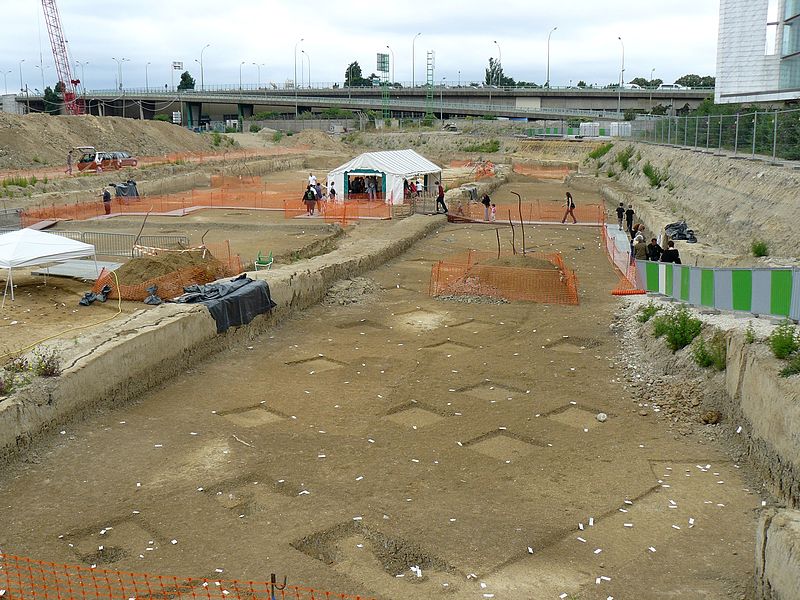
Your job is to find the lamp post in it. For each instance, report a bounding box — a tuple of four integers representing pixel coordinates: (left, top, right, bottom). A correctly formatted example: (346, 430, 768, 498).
(348, 62, 354, 98)
(412, 32, 421, 88)
(546, 26, 558, 87)
(2, 70, 10, 94)
(252, 62, 264, 89)
(294, 37, 303, 117)
(493, 40, 502, 86)
(197, 43, 210, 91)
(649, 67, 655, 111)
(35, 64, 50, 91)
(302, 50, 310, 89)
(112, 57, 129, 90)
(145, 62, 151, 93)
(440, 75, 445, 120)
(239, 61, 245, 90)
(616, 36, 625, 119)
(18, 59, 25, 93)
(386, 45, 395, 83)
(458, 70, 461, 87)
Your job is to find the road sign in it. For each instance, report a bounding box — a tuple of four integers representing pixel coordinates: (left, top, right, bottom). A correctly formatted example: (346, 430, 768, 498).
(377, 53, 389, 74)
(172, 62, 183, 70)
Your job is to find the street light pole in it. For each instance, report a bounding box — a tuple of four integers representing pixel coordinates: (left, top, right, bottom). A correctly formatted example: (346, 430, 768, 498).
(35, 64, 49, 91)
(493, 40, 502, 86)
(616, 36, 625, 119)
(302, 50, 310, 89)
(146, 62, 151, 93)
(199, 44, 210, 91)
(348, 63, 354, 98)
(18, 59, 25, 93)
(441, 76, 445, 120)
(546, 26, 558, 87)
(252, 62, 263, 89)
(386, 45, 395, 83)
(2, 70, 10, 94)
(649, 67, 655, 111)
(239, 61, 245, 90)
(294, 37, 303, 117)
(412, 32, 421, 88)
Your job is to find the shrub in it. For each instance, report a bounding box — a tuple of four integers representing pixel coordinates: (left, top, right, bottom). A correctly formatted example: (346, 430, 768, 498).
(31, 348, 61, 377)
(692, 334, 727, 370)
(272, 131, 283, 143)
(744, 321, 756, 344)
(249, 124, 262, 133)
(588, 143, 613, 160)
(5, 355, 29, 373)
(463, 139, 500, 153)
(651, 306, 702, 352)
(751, 240, 769, 257)
(779, 353, 800, 377)
(0, 373, 14, 395)
(767, 319, 799, 359)
(642, 161, 668, 188)
(637, 301, 661, 323)
(211, 132, 222, 147)
(224, 126, 238, 134)
(607, 168, 615, 178)
(421, 117, 433, 127)
(615, 145, 635, 171)
(153, 114, 170, 122)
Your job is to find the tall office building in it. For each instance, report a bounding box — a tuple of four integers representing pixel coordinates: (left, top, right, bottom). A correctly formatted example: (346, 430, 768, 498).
(716, 0, 800, 103)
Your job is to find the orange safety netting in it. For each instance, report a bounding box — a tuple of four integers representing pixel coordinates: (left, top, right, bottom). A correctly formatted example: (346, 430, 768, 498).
(429, 250, 579, 305)
(91, 242, 243, 302)
(599, 214, 645, 296)
(451, 201, 604, 225)
(0, 554, 374, 600)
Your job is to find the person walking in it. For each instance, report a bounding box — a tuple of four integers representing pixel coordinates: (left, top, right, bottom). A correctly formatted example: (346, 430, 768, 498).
(101, 188, 112, 215)
(615, 202, 625, 231)
(561, 191, 577, 224)
(481, 193, 491, 221)
(65, 149, 73, 175)
(435, 180, 447, 214)
(625, 204, 635, 236)
(660, 240, 682, 264)
(302, 184, 317, 216)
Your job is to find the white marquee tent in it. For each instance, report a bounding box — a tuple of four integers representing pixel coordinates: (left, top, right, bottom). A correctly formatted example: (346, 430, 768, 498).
(0, 228, 96, 305)
(326, 149, 442, 205)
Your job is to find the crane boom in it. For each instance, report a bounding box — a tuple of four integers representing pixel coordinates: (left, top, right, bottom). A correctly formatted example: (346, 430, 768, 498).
(40, 0, 82, 115)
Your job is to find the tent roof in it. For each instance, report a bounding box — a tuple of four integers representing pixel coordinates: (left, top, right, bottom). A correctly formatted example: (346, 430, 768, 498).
(329, 149, 441, 177)
(0, 228, 95, 269)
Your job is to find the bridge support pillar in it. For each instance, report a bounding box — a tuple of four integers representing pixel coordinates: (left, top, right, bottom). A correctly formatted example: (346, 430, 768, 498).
(183, 101, 202, 128)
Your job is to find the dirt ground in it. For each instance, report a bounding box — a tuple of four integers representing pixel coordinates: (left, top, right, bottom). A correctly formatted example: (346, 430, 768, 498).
(0, 204, 761, 599)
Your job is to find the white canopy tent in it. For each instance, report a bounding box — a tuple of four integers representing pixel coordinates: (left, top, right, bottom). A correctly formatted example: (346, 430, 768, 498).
(327, 149, 442, 205)
(0, 228, 96, 306)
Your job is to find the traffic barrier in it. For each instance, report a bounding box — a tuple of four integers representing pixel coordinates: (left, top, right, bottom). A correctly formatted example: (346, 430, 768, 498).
(635, 260, 800, 320)
(0, 554, 375, 600)
(429, 250, 579, 305)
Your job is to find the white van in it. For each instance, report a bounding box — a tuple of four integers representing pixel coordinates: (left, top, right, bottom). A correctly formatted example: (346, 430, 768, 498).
(657, 83, 688, 90)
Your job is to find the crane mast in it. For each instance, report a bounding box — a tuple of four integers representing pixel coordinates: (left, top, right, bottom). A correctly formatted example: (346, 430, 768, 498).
(40, 0, 82, 114)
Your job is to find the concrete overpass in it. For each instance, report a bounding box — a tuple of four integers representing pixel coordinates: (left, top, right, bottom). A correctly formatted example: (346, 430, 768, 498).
(6, 86, 712, 125)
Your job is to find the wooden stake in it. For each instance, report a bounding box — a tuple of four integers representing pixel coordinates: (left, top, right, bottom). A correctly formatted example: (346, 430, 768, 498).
(507, 209, 516, 255)
(512, 191, 526, 254)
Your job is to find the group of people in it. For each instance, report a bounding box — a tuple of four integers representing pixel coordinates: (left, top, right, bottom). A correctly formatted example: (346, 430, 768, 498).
(302, 173, 336, 216)
(402, 178, 424, 199)
(349, 176, 380, 199)
(616, 202, 681, 264)
(480, 193, 497, 221)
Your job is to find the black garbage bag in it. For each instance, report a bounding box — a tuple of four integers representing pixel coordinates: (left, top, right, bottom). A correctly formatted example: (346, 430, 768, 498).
(664, 220, 698, 243)
(144, 285, 162, 305)
(79, 284, 113, 306)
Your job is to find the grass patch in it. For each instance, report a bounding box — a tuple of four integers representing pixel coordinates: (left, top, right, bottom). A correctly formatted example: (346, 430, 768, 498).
(651, 306, 702, 352)
(31, 348, 62, 377)
(692, 334, 727, 370)
(779, 353, 800, 377)
(211, 132, 222, 147)
(463, 139, 500, 153)
(615, 145, 635, 171)
(2, 175, 37, 188)
(642, 161, 668, 188)
(637, 301, 661, 323)
(272, 131, 283, 143)
(0, 373, 14, 396)
(745, 321, 756, 344)
(751, 240, 769, 257)
(768, 319, 799, 359)
(588, 142, 613, 160)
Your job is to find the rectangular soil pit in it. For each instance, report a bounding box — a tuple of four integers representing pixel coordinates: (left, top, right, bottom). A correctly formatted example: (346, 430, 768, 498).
(547, 406, 603, 431)
(468, 434, 539, 462)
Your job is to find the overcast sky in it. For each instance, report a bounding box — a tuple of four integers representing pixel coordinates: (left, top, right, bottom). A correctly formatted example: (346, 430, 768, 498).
(2, 1, 719, 93)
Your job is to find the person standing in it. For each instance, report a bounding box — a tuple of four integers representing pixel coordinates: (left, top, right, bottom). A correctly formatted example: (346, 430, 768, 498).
(625, 204, 635, 236)
(561, 191, 577, 224)
(303, 184, 317, 216)
(660, 240, 682, 264)
(615, 202, 625, 231)
(314, 182, 323, 202)
(435, 180, 447, 214)
(308, 173, 317, 186)
(490, 203, 497, 222)
(101, 188, 112, 215)
(65, 149, 73, 175)
(481, 193, 491, 221)
(633, 235, 648, 260)
(94, 152, 103, 173)
(647, 238, 663, 261)
(328, 181, 337, 201)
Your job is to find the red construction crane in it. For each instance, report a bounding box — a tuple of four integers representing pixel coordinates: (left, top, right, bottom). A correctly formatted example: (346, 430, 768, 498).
(40, 0, 83, 114)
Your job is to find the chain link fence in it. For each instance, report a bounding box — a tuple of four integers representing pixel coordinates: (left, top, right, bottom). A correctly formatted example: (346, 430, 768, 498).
(0, 228, 189, 257)
(632, 107, 800, 162)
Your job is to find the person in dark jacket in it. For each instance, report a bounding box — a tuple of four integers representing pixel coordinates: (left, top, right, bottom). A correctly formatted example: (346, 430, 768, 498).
(625, 205, 635, 236)
(481, 194, 491, 221)
(647, 238, 663, 261)
(660, 240, 681, 264)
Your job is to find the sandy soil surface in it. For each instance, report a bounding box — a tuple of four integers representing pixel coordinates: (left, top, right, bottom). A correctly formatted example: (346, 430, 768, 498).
(0, 212, 761, 599)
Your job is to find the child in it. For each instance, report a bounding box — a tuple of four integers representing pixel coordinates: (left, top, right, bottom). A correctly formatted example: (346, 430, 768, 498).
(615, 202, 625, 231)
(490, 203, 497, 222)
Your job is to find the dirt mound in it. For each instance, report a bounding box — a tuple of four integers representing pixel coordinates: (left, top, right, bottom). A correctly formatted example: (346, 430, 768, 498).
(114, 250, 224, 285)
(477, 255, 557, 270)
(323, 277, 380, 305)
(0, 113, 213, 170)
(282, 130, 344, 151)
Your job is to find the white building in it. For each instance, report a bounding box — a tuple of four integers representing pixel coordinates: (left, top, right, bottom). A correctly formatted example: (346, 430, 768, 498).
(717, 0, 800, 103)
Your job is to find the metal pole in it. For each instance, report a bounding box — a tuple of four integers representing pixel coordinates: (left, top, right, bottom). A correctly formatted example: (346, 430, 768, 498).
(18, 59, 24, 94)
(294, 38, 303, 117)
(546, 26, 557, 87)
(412, 32, 421, 88)
(386, 45, 395, 83)
(773, 109, 779, 161)
(494, 40, 502, 86)
(239, 61, 244, 90)
(200, 44, 210, 91)
(734, 113, 740, 156)
(694, 115, 698, 148)
(684, 115, 688, 146)
(145, 62, 150, 93)
(718, 115, 723, 152)
(752, 110, 757, 158)
(706, 115, 710, 150)
(649, 68, 655, 111)
(667, 115, 671, 144)
(440, 76, 445, 120)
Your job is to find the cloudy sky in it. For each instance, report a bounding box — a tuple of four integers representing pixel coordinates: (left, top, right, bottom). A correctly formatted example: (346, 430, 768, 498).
(2, 1, 719, 93)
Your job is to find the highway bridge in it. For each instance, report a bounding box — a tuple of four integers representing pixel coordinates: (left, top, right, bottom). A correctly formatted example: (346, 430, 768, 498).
(5, 85, 712, 125)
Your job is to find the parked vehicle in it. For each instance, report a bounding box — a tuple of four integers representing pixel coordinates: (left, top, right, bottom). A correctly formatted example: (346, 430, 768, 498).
(76, 146, 138, 172)
(657, 83, 689, 90)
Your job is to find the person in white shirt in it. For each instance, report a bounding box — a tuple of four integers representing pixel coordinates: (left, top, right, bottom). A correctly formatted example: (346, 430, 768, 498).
(308, 173, 317, 186)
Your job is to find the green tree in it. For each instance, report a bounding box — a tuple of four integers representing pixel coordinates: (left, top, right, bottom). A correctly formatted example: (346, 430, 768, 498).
(484, 57, 515, 87)
(177, 71, 195, 90)
(43, 82, 63, 115)
(675, 74, 716, 88)
(576, 80, 587, 88)
(345, 61, 363, 86)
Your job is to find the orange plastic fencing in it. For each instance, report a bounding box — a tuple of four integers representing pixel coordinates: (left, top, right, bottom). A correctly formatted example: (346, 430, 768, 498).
(599, 214, 645, 295)
(0, 554, 375, 600)
(92, 242, 243, 302)
(450, 201, 603, 225)
(429, 250, 579, 305)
